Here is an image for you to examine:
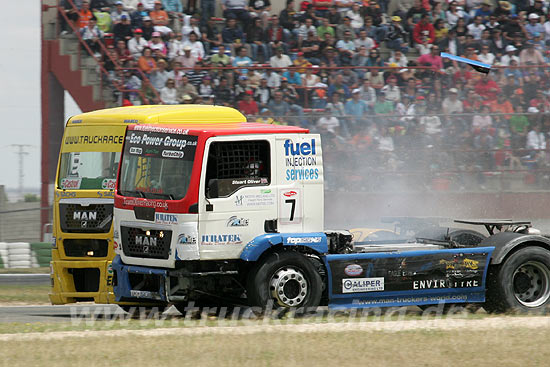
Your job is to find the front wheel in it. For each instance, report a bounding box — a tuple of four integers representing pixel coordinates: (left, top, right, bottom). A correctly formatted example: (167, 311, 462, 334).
(247, 251, 323, 310)
(485, 247, 550, 313)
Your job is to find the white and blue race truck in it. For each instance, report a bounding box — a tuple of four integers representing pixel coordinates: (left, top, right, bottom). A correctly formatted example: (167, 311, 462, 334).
(111, 118, 550, 314)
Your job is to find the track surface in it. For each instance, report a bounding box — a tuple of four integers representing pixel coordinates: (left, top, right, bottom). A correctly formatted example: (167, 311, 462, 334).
(0, 304, 133, 323)
(0, 274, 49, 285)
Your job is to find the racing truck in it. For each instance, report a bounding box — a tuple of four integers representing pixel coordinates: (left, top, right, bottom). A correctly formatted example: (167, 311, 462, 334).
(112, 118, 550, 313)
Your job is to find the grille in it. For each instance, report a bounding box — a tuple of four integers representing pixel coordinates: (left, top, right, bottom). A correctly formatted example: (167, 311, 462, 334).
(59, 203, 113, 233)
(63, 239, 109, 258)
(121, 226, 172, 259)
(70, 268, 100, 292)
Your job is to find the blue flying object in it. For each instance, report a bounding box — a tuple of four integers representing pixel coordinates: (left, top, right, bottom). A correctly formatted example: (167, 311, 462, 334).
(441, 52, 491, 74)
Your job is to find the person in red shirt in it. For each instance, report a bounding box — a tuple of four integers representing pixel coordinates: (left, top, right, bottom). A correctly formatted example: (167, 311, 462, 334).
(463, 89, 482, 113)
(76, 1, 93, 29)
(416, 45, 443, 71)
(238, 90, 259, 117)
(474, 74, 501, 102)
(413, 14, 435, 55)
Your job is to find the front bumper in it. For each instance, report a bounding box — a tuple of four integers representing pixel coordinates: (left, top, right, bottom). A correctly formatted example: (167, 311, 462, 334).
(49, 259, 114, 304)
(112, 255, 169, 303)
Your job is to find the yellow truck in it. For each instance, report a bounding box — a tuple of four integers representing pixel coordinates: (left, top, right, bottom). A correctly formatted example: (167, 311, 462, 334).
(50, 105, 246, 304)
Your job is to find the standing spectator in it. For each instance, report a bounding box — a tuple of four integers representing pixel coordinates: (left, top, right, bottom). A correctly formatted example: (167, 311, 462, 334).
(77, 1, 94, 29)
(386, 16, 408, 54)
(80, 18, 103, 57)
(222, 0, 251, 27)
(413, 14, 435, 54)
(247, 18, 269, 62)
(160, 78, 179, 104)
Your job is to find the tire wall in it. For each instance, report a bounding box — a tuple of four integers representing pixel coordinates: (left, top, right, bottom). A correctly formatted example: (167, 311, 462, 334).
(0, 242, 52, 268)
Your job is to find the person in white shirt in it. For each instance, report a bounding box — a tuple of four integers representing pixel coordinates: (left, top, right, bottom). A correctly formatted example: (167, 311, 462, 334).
(269, 47, 292, 68)
(128, 28, 148, 59)
(354, 30, 376, 50)
(182, 31, 205, 60)
(168, 33, 185, 60)
(317, 114, 340, 133)
(526, 122, 547, 165)
(388, 50, 408, 67)
(381, 76, 401, 103)
(262, 69, 281, 88)
(478, 45, 496, 65)
(160, 78, 179, 104)
(500, 45, 519, 66)
(346, 3, 364, 30)
(467, 16, 486, 40)
(359, 79, 376, 107)
(181, 14, 201, 43)
(442, 88, 463, 114)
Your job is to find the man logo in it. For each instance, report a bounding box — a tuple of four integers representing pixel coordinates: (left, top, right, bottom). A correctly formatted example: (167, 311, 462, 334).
(73, 211, 97, 221)
(136, 235, 157, 247)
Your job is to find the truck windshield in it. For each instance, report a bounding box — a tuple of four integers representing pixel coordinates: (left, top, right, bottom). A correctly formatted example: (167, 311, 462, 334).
(119, 129, 198, 200)
(57, 152, 121, 190)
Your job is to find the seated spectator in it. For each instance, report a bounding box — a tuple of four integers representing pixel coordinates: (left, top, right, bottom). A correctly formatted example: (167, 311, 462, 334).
(256, 108, 275, 124)
(328, 74, 350, 99)
(255, 78, 272, 107)
(489, 94, 514, 119)
(175, 45, 197, 68)
(325, 92, 346, 117)
(475, 74, 501, 102)
(161, 0, 183, 31)
(365, 48, 384, 67)
(80, 17, 104, 57)
(138, 47, 157, 74)
(113, 15, 133, 43)
(472, 105, 494, 133)
(336, 16, 355, 39)
(317, 17, 335, 41)
(198, 75, 214, 98)
(478, 44, 496, 65)
(201, 17, 222, 53)
(247, 18, 269, 62)
(141, 16, 155, 40)
(214, 77, 234, 106)
(433, 19, 448, 45)
(442, 88, 463, 115)
(417, 45, 443, 71)
(345, 88, 369, 126)
(92, 7, 112, 33)
(269, 47, 292, 68)
(365, 68, 384, 88)
(149, 1, 169, 28)
(467, 16, 486, 40)
(268, 90, 291, 117)
(238, 90, 259, 117)
(115, 39, 132, 64)
(321, 46, 341, 66)
(297, 18, 317, 47)
(526, 13, 544, 39)
(148, 31, 167, 57)
(262, 68, 281, 88)
(373, 91, 394, 115)
(359, 78, 376, 107)
(168, 33, 184, 60)
(266, 15, 287, 53)
(293, 52, 312, 73)
(500, 45, 519, 66)
(128, 28, 148, 59)
(519, 41, 545, 65)
(388, 50, 408, 68)
(130, 2, 147, 29)
(177, 74, 198, 100)
(346, 3, 363, 31)
(420, 106, 442, 135)
(526, 122, 546, 164)
(446, 1, 468, 28)
(381, 76, 400, 103)
(354, 29, 375, 51)
(222, 0, 250, 26)
(232, 47, 253, 76)
(302, 32, 322, 64)
(221, 17, 244, 55)
(111, 2, 130, 25)
(183, 31, 205, 60)
(160, 78, 179, 104)
(340, 68, 359, 89)
(249, 0, 271, 28)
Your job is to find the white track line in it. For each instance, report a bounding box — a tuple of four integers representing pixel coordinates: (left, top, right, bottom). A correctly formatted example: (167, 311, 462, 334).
(1, 316, 550, 340)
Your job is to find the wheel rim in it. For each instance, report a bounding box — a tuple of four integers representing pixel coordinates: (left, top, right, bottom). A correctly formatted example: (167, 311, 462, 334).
(269, 266, 308, 307)
(513, 261, 550, 308)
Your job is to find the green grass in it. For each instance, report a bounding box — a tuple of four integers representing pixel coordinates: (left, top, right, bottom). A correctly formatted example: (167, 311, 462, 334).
(0, 267, 49, 274)
(0, 284, 51, 304)
(0, 327, 548, 366)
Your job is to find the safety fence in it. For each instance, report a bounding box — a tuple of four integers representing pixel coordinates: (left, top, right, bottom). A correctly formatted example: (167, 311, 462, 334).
(0, 242, 51, 269)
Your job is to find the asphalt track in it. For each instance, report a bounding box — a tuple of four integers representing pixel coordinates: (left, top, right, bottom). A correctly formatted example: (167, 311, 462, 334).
(0, 274, 50, 285)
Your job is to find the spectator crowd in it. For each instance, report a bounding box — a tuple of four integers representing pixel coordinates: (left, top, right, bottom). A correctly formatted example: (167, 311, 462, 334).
(60, 0, 550, 190)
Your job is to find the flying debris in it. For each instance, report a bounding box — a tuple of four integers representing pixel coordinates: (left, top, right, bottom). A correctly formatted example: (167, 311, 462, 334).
(441, 52, 491, 74)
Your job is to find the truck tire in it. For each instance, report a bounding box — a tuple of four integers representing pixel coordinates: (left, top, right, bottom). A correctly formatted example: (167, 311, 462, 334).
(247, 251, 323, 310)
(485, 247, 550, 313)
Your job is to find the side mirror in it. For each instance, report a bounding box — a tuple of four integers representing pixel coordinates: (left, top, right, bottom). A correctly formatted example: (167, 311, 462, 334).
(207, 179, 219, 199)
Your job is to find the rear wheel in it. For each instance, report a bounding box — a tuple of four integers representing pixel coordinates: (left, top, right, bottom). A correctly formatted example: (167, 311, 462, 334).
(485, 247, 550, 313)
(247, 251, 323, 311)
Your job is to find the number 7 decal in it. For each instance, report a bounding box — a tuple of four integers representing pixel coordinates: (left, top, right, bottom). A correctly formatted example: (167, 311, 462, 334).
(285, 199, 296, 221)
(279, 188, 302, 225)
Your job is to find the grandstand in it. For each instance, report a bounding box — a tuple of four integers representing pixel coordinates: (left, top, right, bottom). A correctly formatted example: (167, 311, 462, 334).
(38, 0, 550, 235)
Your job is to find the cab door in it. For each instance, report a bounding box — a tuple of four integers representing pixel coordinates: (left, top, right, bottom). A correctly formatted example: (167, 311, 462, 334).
(198, 136, 278, 260)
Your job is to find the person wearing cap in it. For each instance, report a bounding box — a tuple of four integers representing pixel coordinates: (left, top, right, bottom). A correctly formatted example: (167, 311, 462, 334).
(526, 13, 544, 39)
(113, 14, 133, 42)
(128, 28, 148, 59)
(176, 44, 196, 68)
(519, 40, 545, 65)
(111, 1, 130, 25)
(385, 15, 408, 54)
(256, 108, 275, 124)
(130, 3, 147, 29)
(442, 88, 463, 115)
(141, 15, 155, 40)
(148, 31, 167, 56)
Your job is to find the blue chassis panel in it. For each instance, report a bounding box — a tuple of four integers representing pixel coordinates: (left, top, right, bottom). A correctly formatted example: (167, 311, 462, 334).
(112, 256, 169, 302)
(325, 247, 494, 309)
